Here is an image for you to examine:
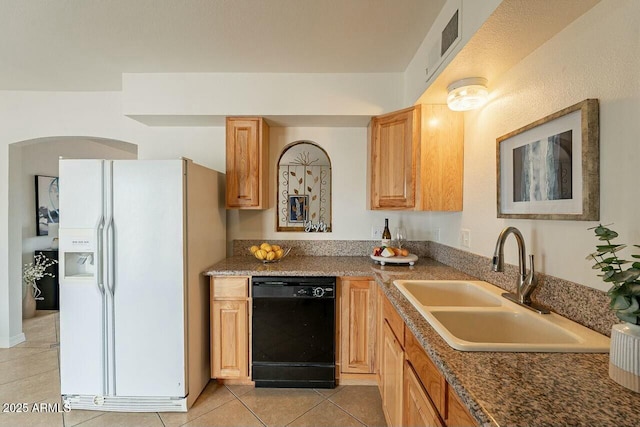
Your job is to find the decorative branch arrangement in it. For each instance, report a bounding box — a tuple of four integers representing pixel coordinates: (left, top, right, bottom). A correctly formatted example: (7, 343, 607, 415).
(23, 253, 58, 300)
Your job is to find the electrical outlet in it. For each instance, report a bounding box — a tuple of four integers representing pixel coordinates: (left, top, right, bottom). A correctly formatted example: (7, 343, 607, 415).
(371, 225, 384, 240)
(461, 229, 471, 248)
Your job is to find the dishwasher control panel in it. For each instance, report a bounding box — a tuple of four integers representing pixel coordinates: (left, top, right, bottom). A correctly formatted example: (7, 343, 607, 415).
(296, 286, 334, 298)
(252, 276, 336, 299)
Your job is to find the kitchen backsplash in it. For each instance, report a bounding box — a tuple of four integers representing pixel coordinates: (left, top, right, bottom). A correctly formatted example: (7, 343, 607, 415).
(233, 239, 432, 257)
(233, 239, 616, 336)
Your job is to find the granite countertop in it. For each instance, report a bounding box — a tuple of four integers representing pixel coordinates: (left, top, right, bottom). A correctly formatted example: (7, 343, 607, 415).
(204, 255, 640, 427)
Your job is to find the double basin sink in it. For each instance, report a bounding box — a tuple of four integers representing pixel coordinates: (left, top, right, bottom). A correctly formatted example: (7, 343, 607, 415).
(394, 280, 610, 352)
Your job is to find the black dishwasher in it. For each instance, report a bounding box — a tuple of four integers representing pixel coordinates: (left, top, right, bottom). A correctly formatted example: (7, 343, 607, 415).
(252, 276, 336, 388)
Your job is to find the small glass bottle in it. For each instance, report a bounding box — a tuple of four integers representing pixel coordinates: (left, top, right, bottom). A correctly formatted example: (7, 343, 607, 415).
(382, 218, 392, 247)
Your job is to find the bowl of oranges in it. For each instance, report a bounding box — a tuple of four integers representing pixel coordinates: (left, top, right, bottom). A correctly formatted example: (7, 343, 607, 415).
(249, 242, 291, 263)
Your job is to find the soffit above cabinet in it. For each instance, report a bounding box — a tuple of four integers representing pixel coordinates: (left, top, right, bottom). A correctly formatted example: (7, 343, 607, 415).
(126, 115, 374, 128)
(122, 72, 403, 127)
(416, 0, 601, 104)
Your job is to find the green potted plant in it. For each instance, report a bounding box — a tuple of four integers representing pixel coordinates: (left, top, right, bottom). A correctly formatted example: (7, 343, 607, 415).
(588, 224, 640, 392)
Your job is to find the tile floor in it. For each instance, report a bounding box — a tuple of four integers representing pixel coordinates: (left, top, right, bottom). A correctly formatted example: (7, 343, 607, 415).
(0, 311, 387, 427)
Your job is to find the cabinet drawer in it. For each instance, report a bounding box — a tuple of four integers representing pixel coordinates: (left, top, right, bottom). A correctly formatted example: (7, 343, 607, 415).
(383, 296, 404, 346)
(405, 326, 446, 415)
(212, 277, 249, 299)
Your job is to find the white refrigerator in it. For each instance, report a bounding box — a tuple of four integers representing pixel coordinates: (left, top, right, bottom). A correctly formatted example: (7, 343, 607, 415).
(58, 158, 226, 412)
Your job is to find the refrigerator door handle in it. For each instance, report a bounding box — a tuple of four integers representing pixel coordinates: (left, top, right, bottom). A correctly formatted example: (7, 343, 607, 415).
(96, 216, 106, 295)
(105, 160, 116, 298)
(96, 215, 108, 395)
(105, 216, 115, 297)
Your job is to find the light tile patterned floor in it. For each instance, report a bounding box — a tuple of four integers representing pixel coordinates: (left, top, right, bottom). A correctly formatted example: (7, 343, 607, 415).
(0, 311, 387, 427)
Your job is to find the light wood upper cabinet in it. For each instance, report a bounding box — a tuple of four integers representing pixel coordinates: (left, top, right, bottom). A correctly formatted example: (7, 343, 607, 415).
(226, 117, 269, 209)
(340, 277, 377, 374)
(210, 277, 250, 381)
(368, 106, 419, 209)
(368, 105, 463, 211)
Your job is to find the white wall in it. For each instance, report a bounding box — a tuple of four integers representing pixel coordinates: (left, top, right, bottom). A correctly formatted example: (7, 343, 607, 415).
(0, 91, 227, 347)
(434, 0, 640, 291)
(1, 0, 638, 345)
(122, 72, 404, 121)
(20, 138, 137, 271)
(228, 0, 640, 296)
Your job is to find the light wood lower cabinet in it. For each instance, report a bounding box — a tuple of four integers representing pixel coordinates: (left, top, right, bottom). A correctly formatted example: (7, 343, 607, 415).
(340, 277, 377, 375)
(210, 277, 250, 382)
(382, 321, 404, 427)
(211, 300, 248, 378)
(404, 360, 444, 427)
(376, 286, 384, 393)
(405, 326, 446, 415)
(446, 386, 477, 427)
(378, 290, 477, 427)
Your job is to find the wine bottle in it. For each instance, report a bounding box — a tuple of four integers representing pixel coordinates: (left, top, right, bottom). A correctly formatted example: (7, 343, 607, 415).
(382, 218, 391, 247)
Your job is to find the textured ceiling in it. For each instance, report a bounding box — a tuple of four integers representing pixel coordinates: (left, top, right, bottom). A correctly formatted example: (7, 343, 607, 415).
(0, 0, 445, 91)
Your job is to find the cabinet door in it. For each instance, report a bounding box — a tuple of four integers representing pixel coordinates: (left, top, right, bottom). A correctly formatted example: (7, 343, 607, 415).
(341, 278, 376, 374)
(382, 321, 404, 427)
(419, 105, 464, 211)
(226, 117, 269, 209)
(369, 106, 419, 209)
(404, 360, 444, 427)
(211, 300, 248, 378)
(376, 286, 384, 393)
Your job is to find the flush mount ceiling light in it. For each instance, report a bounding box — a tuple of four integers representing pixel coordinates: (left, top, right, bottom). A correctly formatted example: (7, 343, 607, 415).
(447, 77, 489, 111)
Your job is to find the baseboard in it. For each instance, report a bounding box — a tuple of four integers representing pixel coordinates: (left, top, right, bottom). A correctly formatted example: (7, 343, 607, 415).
(338, 373, 377, 385)
(214, 378, 254, 386)
(0, 332, 26, 348)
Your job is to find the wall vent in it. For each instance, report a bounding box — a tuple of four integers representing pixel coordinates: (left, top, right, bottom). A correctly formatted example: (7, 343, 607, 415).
(424, 3, 462, 83)
(441, 10, 459, 56)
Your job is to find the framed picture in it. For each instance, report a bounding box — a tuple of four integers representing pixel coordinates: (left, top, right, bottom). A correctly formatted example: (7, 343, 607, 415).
(497, 99, 599, 220)
(35, 175, 59, 236)
(288, 195, 308, 223)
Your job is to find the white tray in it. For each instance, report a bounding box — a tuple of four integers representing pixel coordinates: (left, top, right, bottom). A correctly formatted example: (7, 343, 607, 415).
(370, 253, 418, 266)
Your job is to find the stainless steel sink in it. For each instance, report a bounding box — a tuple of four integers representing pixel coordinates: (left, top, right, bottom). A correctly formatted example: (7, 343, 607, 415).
(394, 280, 610, 352)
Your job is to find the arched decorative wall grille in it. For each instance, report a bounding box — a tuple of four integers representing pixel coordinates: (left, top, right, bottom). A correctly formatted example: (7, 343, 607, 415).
(277, 141, 331, 232)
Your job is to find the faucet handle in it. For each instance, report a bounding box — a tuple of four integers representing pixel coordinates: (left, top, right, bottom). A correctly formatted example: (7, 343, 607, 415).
(528, 254, 535, 277)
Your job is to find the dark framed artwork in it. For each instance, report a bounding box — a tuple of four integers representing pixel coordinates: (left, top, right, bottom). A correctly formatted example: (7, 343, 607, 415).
(497, 99, 599, 220)
(35, 175, 59, 236)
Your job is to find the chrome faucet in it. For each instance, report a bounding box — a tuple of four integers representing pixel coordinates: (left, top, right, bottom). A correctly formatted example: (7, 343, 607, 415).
(491, 226, 549, 314)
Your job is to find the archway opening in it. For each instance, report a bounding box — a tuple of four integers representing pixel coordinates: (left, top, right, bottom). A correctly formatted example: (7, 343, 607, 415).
(7, 136, 137, 342)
